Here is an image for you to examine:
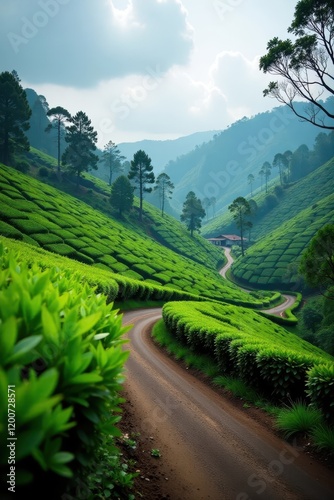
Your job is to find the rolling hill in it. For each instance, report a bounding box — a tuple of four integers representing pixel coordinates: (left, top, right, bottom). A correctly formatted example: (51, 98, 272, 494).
(163, 101, 333, 214)
(0, 160, 274, 308)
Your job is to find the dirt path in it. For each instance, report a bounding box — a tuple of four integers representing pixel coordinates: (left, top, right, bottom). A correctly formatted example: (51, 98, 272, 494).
(122, 309, 334, 500)
(219, 246, 297, 317)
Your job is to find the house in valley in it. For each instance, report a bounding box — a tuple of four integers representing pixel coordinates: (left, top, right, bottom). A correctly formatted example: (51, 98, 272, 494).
(207, 234, 247, 247)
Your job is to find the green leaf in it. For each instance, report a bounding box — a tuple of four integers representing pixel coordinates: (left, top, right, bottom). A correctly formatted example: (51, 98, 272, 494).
(16, 429, 44, 460)
(0, 316, 17, 362)
(42, 306, 59, 344)
(75, 312, 102, 336)
(52, 452, 74, 464)
(7, 335, 42, 364)
(67, 373, 103, 385)
(93, 332, 110, 341)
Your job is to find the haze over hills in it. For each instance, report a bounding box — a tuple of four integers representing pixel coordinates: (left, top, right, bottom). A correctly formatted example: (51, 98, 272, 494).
(163, 99, 334, 213)
(117, 131, 221, 173)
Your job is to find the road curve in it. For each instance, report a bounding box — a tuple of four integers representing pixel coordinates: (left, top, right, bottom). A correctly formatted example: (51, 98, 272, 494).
(123, 308, 334, 500)
(219, 247, 297, 317)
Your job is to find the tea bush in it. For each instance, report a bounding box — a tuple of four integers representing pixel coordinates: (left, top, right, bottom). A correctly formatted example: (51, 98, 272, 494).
(0, 243, 130, 496)
(162, 301, 333, 405)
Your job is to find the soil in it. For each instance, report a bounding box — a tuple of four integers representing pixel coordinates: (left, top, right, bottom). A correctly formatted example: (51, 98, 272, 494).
(118, 327, 334, 500)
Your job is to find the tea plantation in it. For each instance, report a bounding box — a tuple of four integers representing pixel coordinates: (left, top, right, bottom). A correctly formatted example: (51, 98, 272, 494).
(232, 191, 334, 288)
(0, 162, 271, 307)
(162, 301, 334, 417)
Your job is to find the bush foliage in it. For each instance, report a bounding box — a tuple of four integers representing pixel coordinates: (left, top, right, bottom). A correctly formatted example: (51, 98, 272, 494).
(0, 243, 131, 496)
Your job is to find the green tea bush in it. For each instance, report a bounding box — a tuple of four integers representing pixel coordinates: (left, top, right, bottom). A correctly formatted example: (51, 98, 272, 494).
(307, 364, 334, 422)
(0, 244, 129, 496)
(162, 301, 333, 405)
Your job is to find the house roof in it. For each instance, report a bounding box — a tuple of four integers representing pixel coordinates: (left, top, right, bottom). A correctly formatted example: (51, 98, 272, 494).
(207, 234, 248, 241)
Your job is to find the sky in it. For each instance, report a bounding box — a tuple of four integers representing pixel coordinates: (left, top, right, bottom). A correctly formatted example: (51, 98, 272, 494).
(0, 0, 297, 147)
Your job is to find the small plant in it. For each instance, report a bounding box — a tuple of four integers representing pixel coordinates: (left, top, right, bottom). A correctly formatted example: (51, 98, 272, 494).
(151, 449, 161, 458)
(311, 423, 334, 454)
(275, 402, 323, 438)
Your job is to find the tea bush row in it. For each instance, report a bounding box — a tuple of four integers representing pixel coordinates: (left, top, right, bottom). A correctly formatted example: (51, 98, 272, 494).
(162, 301, 334, 415)
(0, 163, 264, 307)
(0, 243, 130, 495)
(232, 192, 334, 288)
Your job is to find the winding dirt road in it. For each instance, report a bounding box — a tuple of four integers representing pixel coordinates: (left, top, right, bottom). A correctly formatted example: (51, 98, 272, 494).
(219, 247, 296, 317)
(123, 309, 334, 500)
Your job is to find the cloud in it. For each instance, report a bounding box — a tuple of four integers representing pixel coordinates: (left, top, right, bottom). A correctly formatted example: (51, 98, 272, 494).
(209, 51, 273, 121)
(1, 0, 194, 87)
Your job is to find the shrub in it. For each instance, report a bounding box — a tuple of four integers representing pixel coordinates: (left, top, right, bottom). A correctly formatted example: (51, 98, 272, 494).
(307, 364, 334, 422)
(38, 166, 49, 178)
(275, 403, 323, 438)
(0, 244, 129, 496)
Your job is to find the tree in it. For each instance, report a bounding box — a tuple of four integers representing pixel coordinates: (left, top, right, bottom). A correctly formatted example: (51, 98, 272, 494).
(283, 149, 293, 182)
(154, 172, 174, 217)
(46, 106, 71, 175)
(128, 150, 155, 221)
(259, 0, 334, 130)
(180, 191, 206, 237)
(0, 70, 31, 165)
(273, 153, 288, 186)
(259, 167, 265, 191)
(247, 173, 255, 196)
(210, 196, 217, 218)
(261, 161, 271, 193)
(101, 140, 125, 186)
(62, 111, 98, 188)
(110, 175, 134, 216)
(202, 197, 211, 221)
(299, 223, 334, 298)
(228, 197, 252, 256)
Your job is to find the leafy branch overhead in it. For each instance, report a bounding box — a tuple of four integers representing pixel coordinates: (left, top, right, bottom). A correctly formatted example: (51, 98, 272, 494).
(260, 0, 334, 129)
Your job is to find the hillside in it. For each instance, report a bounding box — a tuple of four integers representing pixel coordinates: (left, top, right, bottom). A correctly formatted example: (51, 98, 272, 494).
(231, 191, 334, 289)
(164, 101, 332, 213)
(0, 161, 273, 307)
(117, 130, 220, 173)
(203, 156, 334, 239)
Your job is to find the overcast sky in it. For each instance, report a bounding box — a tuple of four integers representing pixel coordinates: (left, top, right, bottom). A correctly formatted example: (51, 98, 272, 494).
(1, 0, 297, 146)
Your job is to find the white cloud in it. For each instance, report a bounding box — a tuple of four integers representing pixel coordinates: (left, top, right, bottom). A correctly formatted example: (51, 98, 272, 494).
(1, 0, 193, 86)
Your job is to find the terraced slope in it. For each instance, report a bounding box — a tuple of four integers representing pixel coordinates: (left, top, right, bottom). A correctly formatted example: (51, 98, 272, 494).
(202, 157, 334, 239)
(232, 192, 334, 288)
(0, 163, 266, 306)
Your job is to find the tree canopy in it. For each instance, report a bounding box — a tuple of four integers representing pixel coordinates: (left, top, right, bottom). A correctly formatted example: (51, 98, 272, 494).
(228, 196, 252, 256)
(299, 223, 334, 297)
(110, 175, 134, 216)
(101, 140, 125, 186)
(154, 172, 174, 217)
(62, 111, 98, 188)
(0, 70, 31, 165)
(128, 149, 155, 220)
(259, 0, 334, 130)
(180, 191, 206, 237)
(46, 106, 71, 174)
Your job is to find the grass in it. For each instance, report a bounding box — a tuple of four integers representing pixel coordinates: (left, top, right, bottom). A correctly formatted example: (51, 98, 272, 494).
(275, 403, 323, 438)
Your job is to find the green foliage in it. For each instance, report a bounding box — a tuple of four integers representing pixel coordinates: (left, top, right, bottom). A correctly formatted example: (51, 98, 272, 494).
(162, 301, 333, 404)
(180, 191, 206, 237)
(311, 423, 334, 454)
(0, 243, 130, 495)
(0, 162, 264, 307)
(110, 175, 134, 215)
(232, 192, 334, 288)
(307, 364, 334, 422)
(0, 70, 31, 165)
(275, 403, 323, 438)
(128, 149, 155, 220)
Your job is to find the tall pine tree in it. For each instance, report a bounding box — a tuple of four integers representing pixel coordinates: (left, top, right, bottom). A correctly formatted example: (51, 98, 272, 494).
(0, 70, 31, 165)
(128, 150, 155, 221)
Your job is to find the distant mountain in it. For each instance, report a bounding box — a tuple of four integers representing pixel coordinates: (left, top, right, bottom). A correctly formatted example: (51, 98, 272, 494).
(25, 88, 66, 159)
(117, 131, 221, 173)
(163, 100, 334, 213)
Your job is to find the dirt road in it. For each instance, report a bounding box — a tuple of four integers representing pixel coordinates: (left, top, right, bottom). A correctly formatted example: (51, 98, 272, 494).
(123, 309, 334, 500)
(219, 247, 297, 317)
